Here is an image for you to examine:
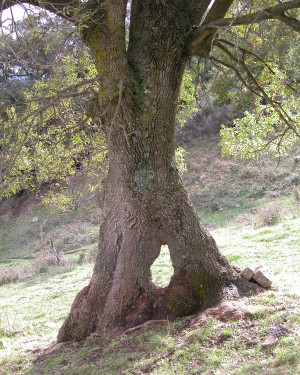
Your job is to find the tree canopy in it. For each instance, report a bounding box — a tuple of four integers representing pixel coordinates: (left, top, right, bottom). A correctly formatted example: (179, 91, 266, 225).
(0, 0, 299, 202)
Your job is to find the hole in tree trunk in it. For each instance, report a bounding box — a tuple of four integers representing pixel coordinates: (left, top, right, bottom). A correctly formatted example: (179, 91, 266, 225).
(150, 245, 174, 288)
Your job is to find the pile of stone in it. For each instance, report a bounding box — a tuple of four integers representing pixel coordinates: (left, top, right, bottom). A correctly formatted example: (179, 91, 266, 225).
(239, 267, 272, 288)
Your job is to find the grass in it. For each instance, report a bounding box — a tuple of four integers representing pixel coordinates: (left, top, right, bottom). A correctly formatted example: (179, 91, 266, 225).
(151, 246, 174, 287)
(0, 204, 299, 374)
(183, 135, 300, 217)
(0, 193, 99, 285)
(213, 212, 300, 295)
(0, 136, 299, 374)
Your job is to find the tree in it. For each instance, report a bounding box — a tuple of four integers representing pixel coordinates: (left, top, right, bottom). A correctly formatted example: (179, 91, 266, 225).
(0, 11, 107, 202)
(191, 9, 300, 159)
(1, 0, 299, 341)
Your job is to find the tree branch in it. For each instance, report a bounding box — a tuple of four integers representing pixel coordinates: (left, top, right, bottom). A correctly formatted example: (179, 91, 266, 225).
(274, 12, 300, 32)
(215, 38, 299, 94)
(204, 0, 300, 30)
(190, 0, 300, 55)
(204, 0, 235, 24)
(212, 40, 300, 137)
(0, 0, 78, 20)
(209, 56, 263, 99)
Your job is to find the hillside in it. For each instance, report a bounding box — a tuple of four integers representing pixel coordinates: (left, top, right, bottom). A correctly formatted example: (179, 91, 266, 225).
(0, 135, 299, 374)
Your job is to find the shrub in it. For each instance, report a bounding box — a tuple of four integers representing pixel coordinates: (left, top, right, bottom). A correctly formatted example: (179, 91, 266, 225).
(0, 268, 23, 285)
(255, 203, 284, 227)
(33, 252, 59, 273)
(293, 186, 300, 203)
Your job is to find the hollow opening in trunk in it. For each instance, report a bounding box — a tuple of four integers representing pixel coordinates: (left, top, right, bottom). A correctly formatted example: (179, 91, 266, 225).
(150, 245, 174, 288)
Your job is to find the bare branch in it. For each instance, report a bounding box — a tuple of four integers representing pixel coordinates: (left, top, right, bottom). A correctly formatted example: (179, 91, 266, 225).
(0, 0, 78, 20)
(190, 0, 300, 55)
(204, 0, 235, 24)
(209, 55, 263, 99)
(274, 12, 300, 32)
(49, 236, 61, 266)
(212, 40, 300, 138)
(204, 0, 300, 30)
(215, 38, 299, 94)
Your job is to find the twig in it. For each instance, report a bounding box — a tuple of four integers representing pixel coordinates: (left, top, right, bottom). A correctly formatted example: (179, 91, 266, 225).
(49, 236, 60, 266)
(123, 319, 169, 335)
(141, 349, 175, 373)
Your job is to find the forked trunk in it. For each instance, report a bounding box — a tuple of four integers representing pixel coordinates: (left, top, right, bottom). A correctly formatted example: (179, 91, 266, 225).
(57, 61, 255, 343)
(57, 0, 257, 342)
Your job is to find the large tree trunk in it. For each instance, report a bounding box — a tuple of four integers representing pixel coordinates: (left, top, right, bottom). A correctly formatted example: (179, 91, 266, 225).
(57, 0, 257, 342)
(57, 56, 255, 342)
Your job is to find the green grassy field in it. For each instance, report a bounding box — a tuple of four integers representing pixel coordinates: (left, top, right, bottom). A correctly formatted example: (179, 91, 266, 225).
(0, 136, 299, 374)
(0, 201, 299, 374)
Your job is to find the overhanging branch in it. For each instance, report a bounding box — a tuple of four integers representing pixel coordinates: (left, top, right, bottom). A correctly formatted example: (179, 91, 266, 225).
(190, 0, 300, 55)
(206, 0, 300, 29)
(210, 40, 300, 138)
(0, 0, 78, 20)
(215, 38, 299, 94)
(274, 12, 300, 32)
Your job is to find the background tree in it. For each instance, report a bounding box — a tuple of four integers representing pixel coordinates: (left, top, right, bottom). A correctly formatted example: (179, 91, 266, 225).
(0, 10, 109, 205)
(1, 0, 299, 342)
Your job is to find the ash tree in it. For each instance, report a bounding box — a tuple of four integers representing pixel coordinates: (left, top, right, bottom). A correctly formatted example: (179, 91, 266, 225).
(1, 0, 299, 341)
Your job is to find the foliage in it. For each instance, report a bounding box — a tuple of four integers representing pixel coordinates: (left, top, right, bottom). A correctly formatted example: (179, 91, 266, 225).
(205, 16, 300, 159)
(1, 2, 300, 202)
(0, 11, 197, 207)
(220, 64, 300, 160)
(177, 67, 198, 127)
(0, 13, 108, 206)
(175, 146, 187, 175)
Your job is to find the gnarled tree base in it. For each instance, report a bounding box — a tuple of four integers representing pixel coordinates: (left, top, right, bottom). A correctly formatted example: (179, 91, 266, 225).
(57, 260, 260, 342)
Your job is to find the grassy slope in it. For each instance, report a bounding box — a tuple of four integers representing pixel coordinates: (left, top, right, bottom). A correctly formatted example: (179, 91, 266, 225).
(0, 136, 299, 374)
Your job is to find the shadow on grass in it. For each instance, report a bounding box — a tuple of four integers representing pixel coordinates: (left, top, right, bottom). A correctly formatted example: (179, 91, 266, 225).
(24, 305, 300, 375)
(25, 325, 179, 375)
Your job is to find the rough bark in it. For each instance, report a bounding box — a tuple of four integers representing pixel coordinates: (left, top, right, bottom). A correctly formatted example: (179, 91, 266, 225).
(57, 0, 259, 342)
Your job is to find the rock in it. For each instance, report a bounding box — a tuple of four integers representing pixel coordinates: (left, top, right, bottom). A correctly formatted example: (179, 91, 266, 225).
(216, 332, 231, 343)
(245, 339, 258, 347)
(240, 267, 254, 281)
(253, 270, 272, 288)
(189, 302, 245, 328)
(265, 326, 290, 337)
(269, 305, 286, 313)
(232, 265, 242, 273)
(191, 315, 208, 328)
(0, 340, 4, 349)
(262, 334, 279, 348)
(294, 155, 300, 163)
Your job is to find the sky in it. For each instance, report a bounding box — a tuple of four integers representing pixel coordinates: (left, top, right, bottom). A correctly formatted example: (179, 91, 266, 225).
(0, 4, 42, 35)
(1, 4, 26, 22)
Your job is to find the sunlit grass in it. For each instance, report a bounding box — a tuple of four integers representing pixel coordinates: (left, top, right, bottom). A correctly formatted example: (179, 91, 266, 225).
(213, 213, 300, 295)
(1, 159, 299, 375)
(0, 206, 299, 374)
(151, 245, 174, 287)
